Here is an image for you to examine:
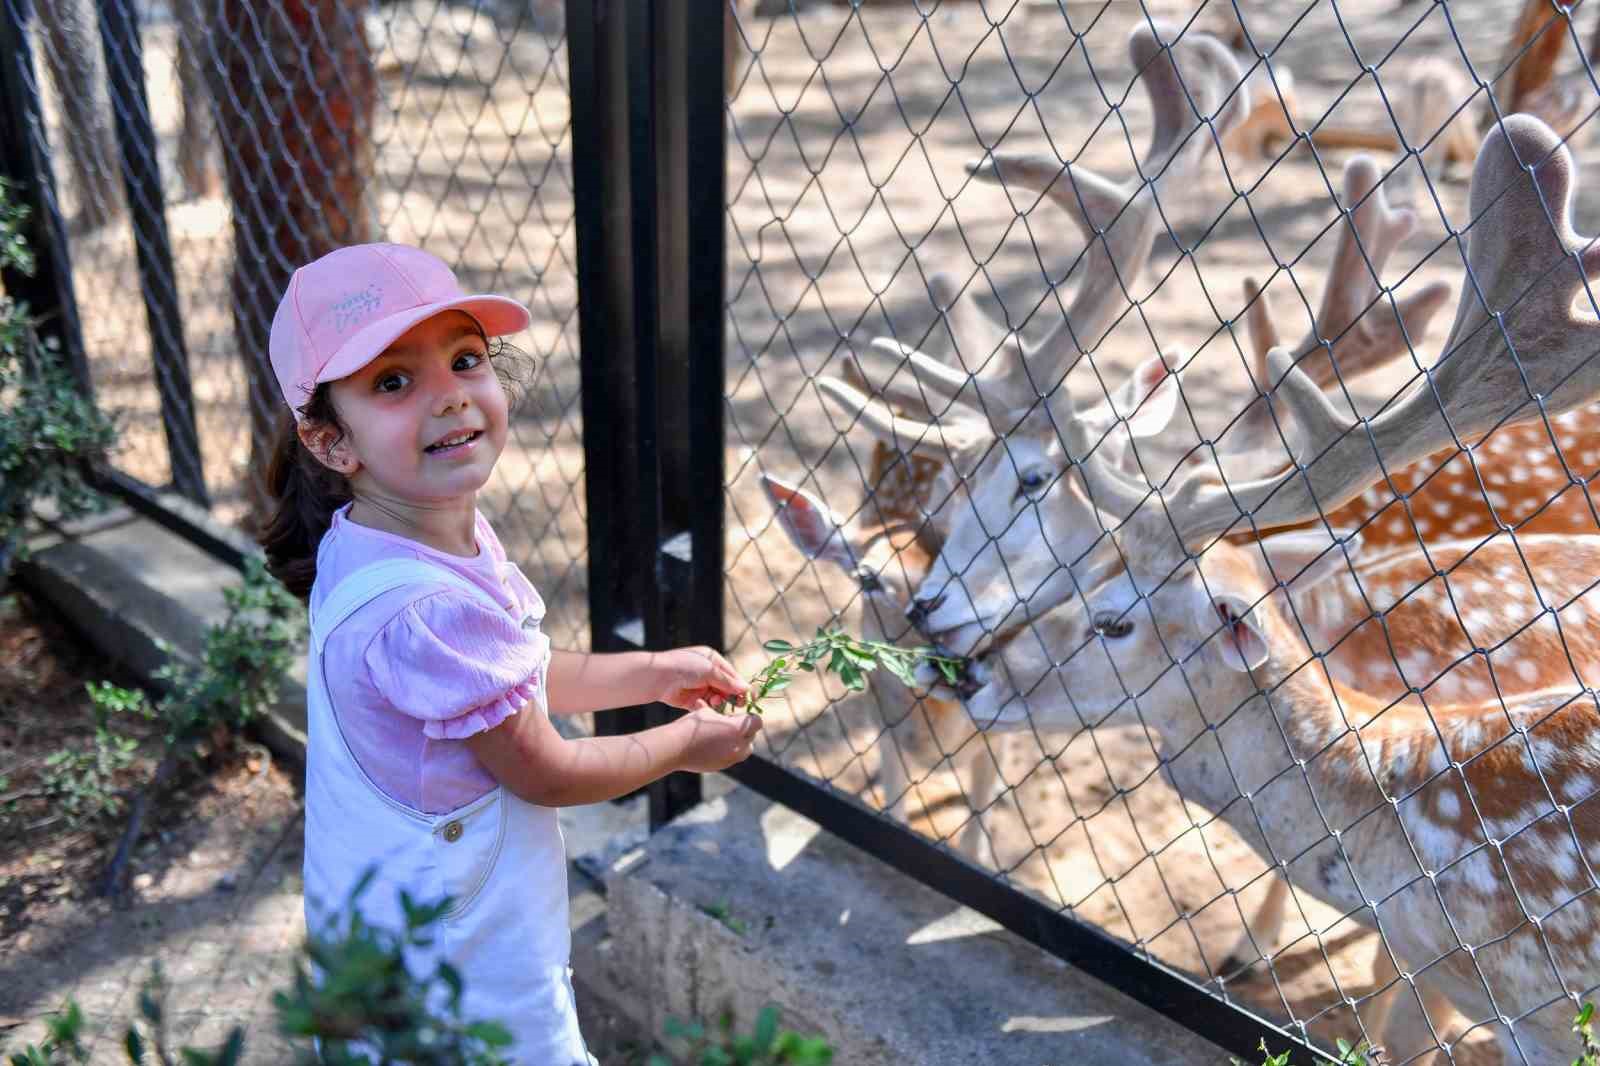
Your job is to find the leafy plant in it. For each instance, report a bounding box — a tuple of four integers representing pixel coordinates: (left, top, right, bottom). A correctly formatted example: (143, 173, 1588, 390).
(3, 875, 509, 1065)
(733, 628, 962, 716)
(122, 963, 244, 1066)
(1575, 1002, 1599, 1066)
(0, 179, 118, 583)
(649, 1005, 832, 1066)
(98, 557, 306, 894)
(1239, 1036, 1375, 1066)
(275, 869, 512, 1065)
(5, 1003, 88, 1066)
(146, 554, 306, 746)
(698, 899, 748, 937)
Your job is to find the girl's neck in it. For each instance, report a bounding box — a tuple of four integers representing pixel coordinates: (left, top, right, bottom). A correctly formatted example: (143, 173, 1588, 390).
(346, 492, 480, 558)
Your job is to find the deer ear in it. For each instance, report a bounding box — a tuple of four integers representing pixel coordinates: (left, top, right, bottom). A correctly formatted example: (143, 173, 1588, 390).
(1114, 353, 1180, 439)
(1252, 528, 1362, 592)
(760, 475, 857, 570)
(1210, 594, 1269, 673)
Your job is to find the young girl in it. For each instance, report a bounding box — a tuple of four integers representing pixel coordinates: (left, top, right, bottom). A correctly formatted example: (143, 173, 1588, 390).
(259, 242, 758, 1064)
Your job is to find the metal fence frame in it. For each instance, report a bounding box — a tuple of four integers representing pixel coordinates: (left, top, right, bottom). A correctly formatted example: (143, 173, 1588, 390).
(0, 0, 1354, 1060)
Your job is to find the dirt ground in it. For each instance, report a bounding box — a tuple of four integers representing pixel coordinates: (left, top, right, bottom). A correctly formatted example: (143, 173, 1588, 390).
(0, 589, 306, 1058)
(28, 0, 1600, 1060)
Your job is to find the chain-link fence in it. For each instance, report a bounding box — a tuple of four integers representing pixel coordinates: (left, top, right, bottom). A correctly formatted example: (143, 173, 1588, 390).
(725, 2, 1600, 1064)
(6, 0, 589, 649)
(10, 0, 1600, 1061)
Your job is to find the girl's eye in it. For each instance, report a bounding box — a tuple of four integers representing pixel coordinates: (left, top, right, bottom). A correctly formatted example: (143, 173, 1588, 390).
(375, 372, 409, 393)
(1092, 612, 1133, 639)
(454, 350, 486, 371)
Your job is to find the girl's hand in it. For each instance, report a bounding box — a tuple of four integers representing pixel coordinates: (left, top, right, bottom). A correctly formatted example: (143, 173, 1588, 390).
(675, 708, 762, 773)
(650, 645, 749, 712)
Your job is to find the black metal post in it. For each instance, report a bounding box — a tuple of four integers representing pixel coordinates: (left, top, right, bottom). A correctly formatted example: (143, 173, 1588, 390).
(570, 0, 647, 728)
(569, 1, 725, 827)
(640, 1, 726, 828)
(0, 0, 93, 394)
(97, 0, 208, 507)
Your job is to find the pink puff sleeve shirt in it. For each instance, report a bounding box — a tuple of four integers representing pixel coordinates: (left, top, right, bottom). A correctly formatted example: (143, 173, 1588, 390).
(309, 503, 550, 813)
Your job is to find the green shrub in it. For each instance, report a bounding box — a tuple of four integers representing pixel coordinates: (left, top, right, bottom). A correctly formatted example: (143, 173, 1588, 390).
(0, 178, 118, 580)
(650, 1005, 833, 1066)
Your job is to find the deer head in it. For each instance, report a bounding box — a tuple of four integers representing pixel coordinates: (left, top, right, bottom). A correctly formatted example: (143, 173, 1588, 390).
(821, 20, 1247, 649)
(909, 141, 1466, 657)
(963, 113, 1600, 733)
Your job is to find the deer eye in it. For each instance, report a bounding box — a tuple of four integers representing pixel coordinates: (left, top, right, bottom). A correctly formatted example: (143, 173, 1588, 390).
(1092, 612, 1133, 639)
(1014, 468, 1052, 501)
(855, 567, 884, 593)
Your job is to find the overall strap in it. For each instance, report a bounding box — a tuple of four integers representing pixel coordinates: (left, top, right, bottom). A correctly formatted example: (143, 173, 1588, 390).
(310, 558, 500, 654)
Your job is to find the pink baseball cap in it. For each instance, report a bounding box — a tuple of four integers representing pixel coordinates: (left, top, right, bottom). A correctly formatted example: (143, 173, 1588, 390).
(269, 243, 531, 418)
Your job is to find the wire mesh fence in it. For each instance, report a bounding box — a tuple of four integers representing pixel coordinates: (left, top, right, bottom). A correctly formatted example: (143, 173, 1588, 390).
(724, 2, 1600, 1063)
(21, 0, 589, 650)
(12, 0, 1600, 1061)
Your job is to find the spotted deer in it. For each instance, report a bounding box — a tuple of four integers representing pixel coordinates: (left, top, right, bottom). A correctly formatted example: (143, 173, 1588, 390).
(953, 114, 1600, 1065)
(759, 474, 1010, 866)
(794, 19, 1243, 866)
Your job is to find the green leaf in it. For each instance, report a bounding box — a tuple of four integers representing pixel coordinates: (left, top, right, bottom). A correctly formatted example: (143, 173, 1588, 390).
(753, 1005, 780, 1051)
(762, 639, 793, 653)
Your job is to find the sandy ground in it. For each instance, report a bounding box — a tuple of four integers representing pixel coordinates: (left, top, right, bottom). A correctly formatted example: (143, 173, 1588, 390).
(29, 1, 1600, 1059)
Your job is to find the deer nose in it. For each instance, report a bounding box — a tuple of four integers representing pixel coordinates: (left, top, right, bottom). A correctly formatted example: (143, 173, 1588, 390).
(908, 594, 945, 627)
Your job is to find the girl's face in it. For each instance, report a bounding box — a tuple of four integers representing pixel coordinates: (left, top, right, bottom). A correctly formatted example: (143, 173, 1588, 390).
(310, 310, 509, 507)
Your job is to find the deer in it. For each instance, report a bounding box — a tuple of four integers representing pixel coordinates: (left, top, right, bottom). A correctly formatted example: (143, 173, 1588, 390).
(758, 474, 1016, 866)
(782, 19, 1245, 868)
(947, 114, 1600, 1065)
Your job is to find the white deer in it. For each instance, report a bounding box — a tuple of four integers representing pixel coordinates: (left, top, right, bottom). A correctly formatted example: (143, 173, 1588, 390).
(759, 474, 1009, 866)
(786, 19, 1247, 870)
(952, 114, 1600, 1065)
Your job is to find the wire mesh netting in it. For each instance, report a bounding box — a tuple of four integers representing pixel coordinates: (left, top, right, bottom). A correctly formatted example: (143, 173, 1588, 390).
(28, 0, 589, 651)
(724, 2, 1600, 1062)
(19, 0, 1600, 1060)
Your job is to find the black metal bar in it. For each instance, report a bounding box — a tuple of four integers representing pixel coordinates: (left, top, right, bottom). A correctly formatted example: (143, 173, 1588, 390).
(90, 467, 250, 571)
(0, 0, 93, 394)
(569, 0, 651, 741)
(640, 0, 729, 828)
(724, 756, 1339, 1065)
(96, 0, 208, 508)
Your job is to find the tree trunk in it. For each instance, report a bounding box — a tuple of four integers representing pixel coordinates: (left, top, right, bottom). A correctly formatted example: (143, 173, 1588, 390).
(37, 0, 122, 231)
(169, 0, 219, 201)
(206, 0, 376, 526)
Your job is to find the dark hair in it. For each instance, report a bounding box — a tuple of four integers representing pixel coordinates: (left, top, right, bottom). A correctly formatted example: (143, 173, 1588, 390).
(257, 335, 535, 601)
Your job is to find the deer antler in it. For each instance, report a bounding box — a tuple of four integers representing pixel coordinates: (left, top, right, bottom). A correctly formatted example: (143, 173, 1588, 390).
(1229, 156, 1454, 448)
(962, 21, 1247, 409)
(1072, 114, 1600, 548)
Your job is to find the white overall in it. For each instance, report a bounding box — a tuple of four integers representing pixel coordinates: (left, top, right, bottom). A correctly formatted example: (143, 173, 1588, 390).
(304, 558, 590, 1065)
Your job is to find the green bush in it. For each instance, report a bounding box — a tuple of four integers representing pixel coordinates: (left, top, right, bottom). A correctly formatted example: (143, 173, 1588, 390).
(0, 178, 118, 580)
(3, 873, 512, 1066)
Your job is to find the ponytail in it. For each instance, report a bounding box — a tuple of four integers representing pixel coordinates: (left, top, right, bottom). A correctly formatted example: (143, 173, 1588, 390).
(257, 386, 351, 601)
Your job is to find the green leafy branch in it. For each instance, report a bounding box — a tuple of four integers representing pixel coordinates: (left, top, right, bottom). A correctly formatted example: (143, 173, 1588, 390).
(730, 627, 964, 716)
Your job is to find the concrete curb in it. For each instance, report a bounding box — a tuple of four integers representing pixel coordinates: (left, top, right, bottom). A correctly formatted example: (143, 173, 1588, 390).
(14, 505, 1229, 1065)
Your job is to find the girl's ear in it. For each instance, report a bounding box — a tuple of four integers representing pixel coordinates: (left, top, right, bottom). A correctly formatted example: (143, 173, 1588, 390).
(297, 421, 360, 476)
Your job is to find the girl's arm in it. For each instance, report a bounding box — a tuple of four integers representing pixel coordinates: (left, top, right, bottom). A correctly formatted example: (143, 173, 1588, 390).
(464, 703, 761, 808)
(545, 646, 747, 715)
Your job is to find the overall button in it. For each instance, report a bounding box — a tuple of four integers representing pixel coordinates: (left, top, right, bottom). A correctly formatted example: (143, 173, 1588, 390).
(441, 820, 464, 843)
